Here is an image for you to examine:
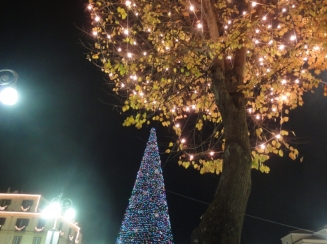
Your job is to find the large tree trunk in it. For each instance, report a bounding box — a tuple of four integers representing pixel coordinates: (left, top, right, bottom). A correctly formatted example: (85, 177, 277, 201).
(199, 64, 252, 243)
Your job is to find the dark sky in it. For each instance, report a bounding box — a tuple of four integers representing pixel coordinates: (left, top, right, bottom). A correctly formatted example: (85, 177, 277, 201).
(0, 1, 327, 244)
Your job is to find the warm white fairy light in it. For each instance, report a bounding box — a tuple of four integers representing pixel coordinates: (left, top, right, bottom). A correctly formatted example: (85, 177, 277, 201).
(190, 5, 194, 11)
(176, 123, 180, 128)
(252, 2, 257, 7)
(121, 83, 125, 88)
(256, 114, 260, 120)
(210, 151, 214, 156)
(87, 5, 92, 10)
(295, 79, 299, 83)
(290, 35, 296, 41)
(190, 155, 194, 160)
(127, 52, 133, 58)
(181, 138, 186, 143)
(92, 31, 98, 36)
(107, 34, 111, 39)
(118, 48, 122, 52)
(282, 8, 287, 12)
(260, 144, 265, 149)
(262, 16, 267, 21)
(124, 29, 129, 35)
(272, 107, 277, 112)
(267, 24, 272, 29)
(279, 45, 285, 50)
(168, 12, 171, 16)
(243, 11, 247, 15)
(95, 16, 100, 22)
(143, 51, 147, 56)
(227, 55, 232, 60)
(275, 134, 281, 139)
(281, 79, 287, 84)
(125, 0, 131, 6)
(197, 23, 203, 29)
(255, 29, 260, 33)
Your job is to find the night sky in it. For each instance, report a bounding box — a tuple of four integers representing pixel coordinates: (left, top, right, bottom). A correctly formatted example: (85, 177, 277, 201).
(0, 1, 327, 244)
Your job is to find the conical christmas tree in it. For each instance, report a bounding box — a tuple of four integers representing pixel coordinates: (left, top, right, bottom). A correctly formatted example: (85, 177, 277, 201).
(116, 128, 174, 243)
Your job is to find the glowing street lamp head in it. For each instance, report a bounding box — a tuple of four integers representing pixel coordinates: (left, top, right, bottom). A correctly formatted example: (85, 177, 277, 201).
(42, 201, 61, 219)
(64, 208, 76, 221)
(0, 87, 18, 105)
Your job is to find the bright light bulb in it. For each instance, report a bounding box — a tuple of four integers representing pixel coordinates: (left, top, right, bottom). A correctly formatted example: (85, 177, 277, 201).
(260, 144, 265, 149)
(197, 23, 203, 29)
(0, 87, 18, 105)
(210, 151, 214, 156)
(281, 79, 287, 84)
(275, 134, 281, 139)
(190, 5, 194, 11)
(87, 5, 92, 10)
(64, 208, 76, 220)
(190, 155, 194, 160)
(125, 0, 131, 6)
(256, 114, 260, 120)
(279, 45, 285, 50)
(181, 139, 186, 143)
(127, 52, 132, 58)
(252, 2, 257, 7)
(124, 29, 129, 35)
(95, 16, 100, 22)
(290, 35, 296, 41)
(92, 31, 98, 36)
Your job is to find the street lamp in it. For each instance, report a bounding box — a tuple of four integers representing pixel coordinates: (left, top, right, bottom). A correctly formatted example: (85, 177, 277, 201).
(0, 69, 18, 105)
(43, 193, 76, 244)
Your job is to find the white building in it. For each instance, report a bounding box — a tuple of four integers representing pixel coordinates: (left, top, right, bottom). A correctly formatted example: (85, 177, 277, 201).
(281, 226, 327, 244)
(0, 192, 82, 244)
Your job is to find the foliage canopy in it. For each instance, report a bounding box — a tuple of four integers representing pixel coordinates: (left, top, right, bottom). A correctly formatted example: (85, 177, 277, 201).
(85, 0, 327, 174)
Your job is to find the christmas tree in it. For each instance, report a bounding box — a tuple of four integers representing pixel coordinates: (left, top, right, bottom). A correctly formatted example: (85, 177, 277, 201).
(116, 128, 174, 243)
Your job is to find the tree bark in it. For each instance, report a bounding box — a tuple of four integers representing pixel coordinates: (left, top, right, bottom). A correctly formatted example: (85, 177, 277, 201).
(199, 65, 252, 244)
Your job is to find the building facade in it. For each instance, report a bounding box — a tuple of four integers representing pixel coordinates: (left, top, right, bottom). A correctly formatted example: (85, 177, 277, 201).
(281, 226, 327, 244)
(0, 193, 82, 244)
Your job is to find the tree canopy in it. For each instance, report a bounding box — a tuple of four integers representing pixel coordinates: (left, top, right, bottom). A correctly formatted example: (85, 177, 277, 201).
(85, 0, 327, 175)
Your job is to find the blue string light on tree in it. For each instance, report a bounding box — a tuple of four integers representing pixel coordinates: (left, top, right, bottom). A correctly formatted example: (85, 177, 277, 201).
(116, 128, 174, 243)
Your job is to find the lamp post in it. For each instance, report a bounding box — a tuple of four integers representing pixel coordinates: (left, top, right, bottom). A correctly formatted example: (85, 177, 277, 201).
(0, 69, 18, 105)
(43, 193, 76, 244)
